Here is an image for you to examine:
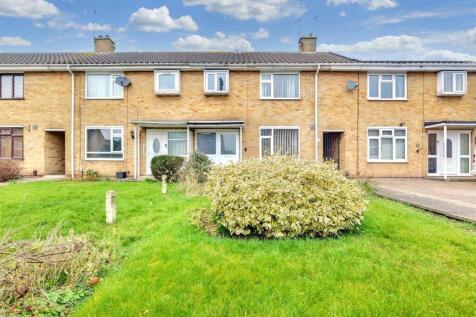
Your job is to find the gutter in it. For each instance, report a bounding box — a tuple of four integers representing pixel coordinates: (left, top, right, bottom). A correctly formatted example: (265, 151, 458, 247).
(67, 65, 75, 179)
(314, 64, 320, 162)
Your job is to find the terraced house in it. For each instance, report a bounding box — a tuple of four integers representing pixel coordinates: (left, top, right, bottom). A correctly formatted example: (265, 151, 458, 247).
(0, 35, 475, 179)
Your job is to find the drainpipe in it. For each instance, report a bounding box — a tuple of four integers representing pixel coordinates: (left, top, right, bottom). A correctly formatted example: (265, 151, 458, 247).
(67, 65, 75, 179)
(443, 123, 447, 180)
(314, 64, 321, 162)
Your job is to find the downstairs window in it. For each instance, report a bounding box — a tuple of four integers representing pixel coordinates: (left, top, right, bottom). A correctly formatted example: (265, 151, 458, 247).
(0, 127, 23, 159)
(260, 127, 299, 158)
(86, 127, 123, 160)
(368, 127, 407, 162)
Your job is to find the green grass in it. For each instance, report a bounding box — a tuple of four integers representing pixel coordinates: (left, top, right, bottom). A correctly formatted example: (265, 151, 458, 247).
(1, 181, 475, 316)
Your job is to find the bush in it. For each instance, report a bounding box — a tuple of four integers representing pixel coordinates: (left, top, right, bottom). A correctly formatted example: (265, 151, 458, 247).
(151, 155, 185, 181)
(84, 169, 100, 181)
(0, 160, 20, 182)
(204, 156, 367, 238)
(180, 152, 213, 195)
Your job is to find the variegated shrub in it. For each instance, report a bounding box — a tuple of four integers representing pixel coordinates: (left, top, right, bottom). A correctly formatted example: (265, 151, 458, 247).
(205, 156, 367, 238)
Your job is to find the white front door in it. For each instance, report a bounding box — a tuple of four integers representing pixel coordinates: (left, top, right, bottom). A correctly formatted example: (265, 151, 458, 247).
(196, 130, 239, 164)
(146, 130, 168, 175)
(430, 130, 471, 176)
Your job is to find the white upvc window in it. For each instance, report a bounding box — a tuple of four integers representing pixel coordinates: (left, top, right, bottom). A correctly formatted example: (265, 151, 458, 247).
(368, 74, 407, 100)
(259, 126, 300, 158)
(85, 73, 124, 99)
(204, 70, 229, 94)
(260, 73, 300, 99)
(85, 126, 124, 160)
(155, 70, 180, 95)
(367, 127, 407, 162)
(167, 131, 187, 156)
(437, 71, 467, 96)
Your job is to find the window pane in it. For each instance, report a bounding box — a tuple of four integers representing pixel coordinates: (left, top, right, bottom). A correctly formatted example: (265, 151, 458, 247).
(207, 73, 215, 91)
(12, 136, 23, 158)
(455, 73, 464, 91)
(460, 158, 470, 174)
(446, 139, 453, 158)
(382, 75, 392, 81)
(273, 74, 299, 98)
(395, 75, 405, 98)
(381, 82, 393, 98)
(443, 72, 452, 92)
(382, 130, 392, 136)
(369, 139, 379, 159)
(220, 134, 236, 155)
(261, 74, 271, 81)
(394, 129, 406, 136)
(13, 76, 23, 98)
(428, 134, 437, 156)
(217, 73, 227, 91)
(261, 129, 272, 137)
(87, 129, 111, 152)
(112, 136, 122, 151)
(273, 129, 299, 157)
(261, 82, 271, 97)
(428, 158, 437, 173)
(395, 139, 405, 160)
(368, 129, 379, 137)
(261, 138, 271, 158)
(159, 73, 176, 90)
(460, 134, 469, 155)
(87, 74, 110, 98)
(1, 75, 13, 98)
(112, 76, 123, 98)
(381, 138, 393, 160)
(168, 140, 187, 156)
(168, 132, 186, 140)
(197, 133, 216, 154)
(368, 75, 379, 98)
(0, 135, 11, 158)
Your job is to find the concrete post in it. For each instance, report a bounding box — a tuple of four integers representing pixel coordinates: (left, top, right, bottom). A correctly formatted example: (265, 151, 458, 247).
(106, 191, 116, 224)
(162, 175, 167, 194)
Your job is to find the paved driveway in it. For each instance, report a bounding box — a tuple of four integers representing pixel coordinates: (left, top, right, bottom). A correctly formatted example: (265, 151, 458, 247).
(373, 178, 476, 223)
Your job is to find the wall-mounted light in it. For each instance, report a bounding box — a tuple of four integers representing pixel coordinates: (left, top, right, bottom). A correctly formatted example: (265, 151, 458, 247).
(130, 130, 135, 139)
(399, 122, 405, 126)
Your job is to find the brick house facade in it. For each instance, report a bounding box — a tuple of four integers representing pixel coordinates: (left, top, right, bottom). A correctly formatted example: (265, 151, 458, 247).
(0, 36, 475, 179)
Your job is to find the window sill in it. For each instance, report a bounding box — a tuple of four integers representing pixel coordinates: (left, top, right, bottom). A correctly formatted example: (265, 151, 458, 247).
(367, 160, 408, 163)
(155, 91, 181, 96)
(260, 97, 301, 100)
(367, 98, 408, 101)
(437, 92, 466, 97)
(0, 158, 24, 160)
(85, 158, 124, 161)
(84, 97, 124, 100)
(205, 91, 229, 96)
(0, 98, 25, 100)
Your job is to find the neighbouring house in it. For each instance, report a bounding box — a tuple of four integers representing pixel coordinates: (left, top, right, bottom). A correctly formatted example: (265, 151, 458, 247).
(0, 34, 475, 179)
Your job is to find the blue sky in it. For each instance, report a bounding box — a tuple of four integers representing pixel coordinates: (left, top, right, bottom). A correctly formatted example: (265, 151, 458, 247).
(0, 0, 475, 60)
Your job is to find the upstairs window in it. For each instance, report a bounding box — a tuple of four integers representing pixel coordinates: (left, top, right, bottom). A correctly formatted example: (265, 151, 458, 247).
(155, 70, 180, 95)
(86, 127, 123, 160)
(0, 74, 23, 99)
(368, 74, 406, 100)
(368, 127, 407, 162)
(86, 73, 123, 99)
(260, 73, 300, 99)
(204, 70, 228, 94)
(438, 71, 467, 95)
(0, 127, 23, 159)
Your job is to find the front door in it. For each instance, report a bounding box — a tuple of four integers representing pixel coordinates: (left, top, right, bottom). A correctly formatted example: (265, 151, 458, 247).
(196, 130, 239, 164)
(429, 130, 471, 176)
(443, 133, 457, 174)
(146, 129, 168, 175)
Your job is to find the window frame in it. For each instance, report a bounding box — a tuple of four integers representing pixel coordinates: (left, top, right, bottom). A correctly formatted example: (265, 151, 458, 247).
(259, 126, 300, 159)
(438, 71, 467, 95)
(0, 126, 24, 160)
(167, 130, 187, 156)
(367, 73, 407, 101)
(260, 72, 301, 100)
(85, 73, 124, 100)
(203, 70, 229, 95)
(85, 126, 124, 161)
(0, 74, 24, 100)
(155, 70, 180, 95)
(367, 127, 408, 163)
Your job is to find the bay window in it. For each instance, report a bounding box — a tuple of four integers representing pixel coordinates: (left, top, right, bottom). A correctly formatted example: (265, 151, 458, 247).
(155, 70, 180, 95)
(86, 73, 123, 99)
(260, 127, 299, 158)
(204, 70, 228, 94)
(0, 127, 23, 159)
(86, 127, 123, 160)
(368, 128, 407, 162)
(0, 74, 23, 99)
(368, 74, 406, 100)
(437, 71, 467, 95)
(260, 73, 300, 99)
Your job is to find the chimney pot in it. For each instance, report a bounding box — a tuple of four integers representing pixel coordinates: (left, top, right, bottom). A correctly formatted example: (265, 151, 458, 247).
(298, 34, 317, 53)
(94, 35, 115, 53)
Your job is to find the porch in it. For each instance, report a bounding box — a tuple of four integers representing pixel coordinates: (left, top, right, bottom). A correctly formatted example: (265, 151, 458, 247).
(130, 119, 244, 178)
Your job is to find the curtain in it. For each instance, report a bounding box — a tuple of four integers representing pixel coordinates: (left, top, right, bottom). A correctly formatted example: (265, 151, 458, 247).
(87, 74, 110, 98)
(197, 133, 216, 155)
(220, 134, 236, 155)
(455, 74, 464, 91)
(395, 75, 405, 98)
(460, 134, 469, 155)
(395, 139, 405, 160)
(368, 75, 379, 98)
(381, 138, 393, 160)
(443, 72, 452, 92)
(369, 139, 379, 159)
(273, 74, 298, 98)
(169, 140, 187, 156)
(273, 129, 298, 157)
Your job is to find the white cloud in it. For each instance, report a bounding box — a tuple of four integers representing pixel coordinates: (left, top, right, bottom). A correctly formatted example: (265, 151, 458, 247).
(319, 34, 476, 61)
(129, 6, 198, 32)
(183, 0, 306, 22)
(339, 11, 347, 17)
(422, 27, 476, 50)
(251, 27, 269, 39)
(365, 8, 476, 26)
(0, 36, 31, 46)
(326, 0, 398, 10)
(0, 0, 59, 19)
(48, 19, 112, 32)
(280, 36, 292, 44)
(173, 32, 254, 51)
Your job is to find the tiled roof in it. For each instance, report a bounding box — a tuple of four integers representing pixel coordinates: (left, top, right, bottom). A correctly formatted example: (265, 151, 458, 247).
(362, 60, 475, 64)
(0, 51, 358, 65)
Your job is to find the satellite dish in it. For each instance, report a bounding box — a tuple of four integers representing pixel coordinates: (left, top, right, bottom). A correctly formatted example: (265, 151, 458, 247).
(115, 76, 131, 87)
(346, 80, 359, 91)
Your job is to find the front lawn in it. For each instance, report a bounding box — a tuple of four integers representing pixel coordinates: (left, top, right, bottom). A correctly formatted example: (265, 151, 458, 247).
(0, 181, 475, 316)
